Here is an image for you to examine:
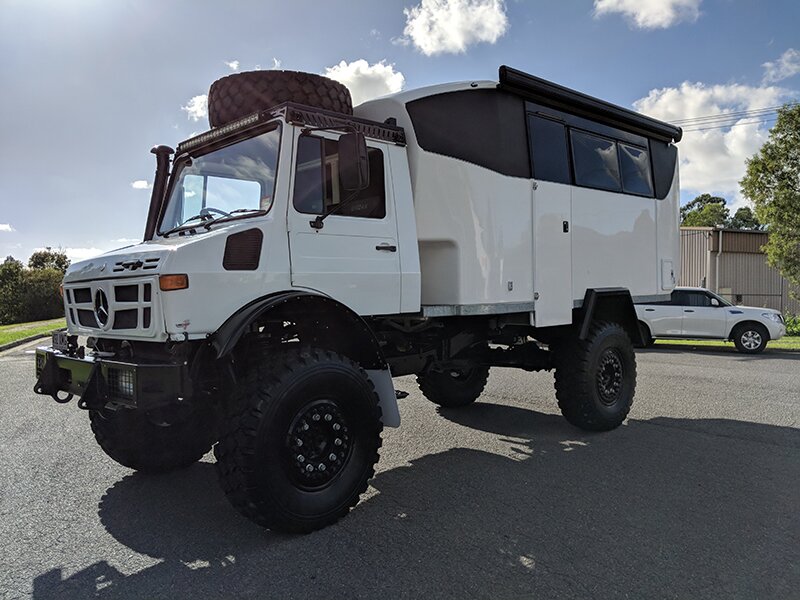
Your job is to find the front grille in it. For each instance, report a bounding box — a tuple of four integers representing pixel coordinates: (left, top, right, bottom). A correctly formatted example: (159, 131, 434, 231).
(65, 279, 156, 334)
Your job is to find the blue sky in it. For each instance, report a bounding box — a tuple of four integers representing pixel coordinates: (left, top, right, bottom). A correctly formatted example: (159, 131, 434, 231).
(1, 0, 798, 263)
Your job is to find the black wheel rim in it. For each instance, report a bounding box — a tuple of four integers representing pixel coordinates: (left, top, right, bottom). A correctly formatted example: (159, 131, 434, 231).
(284, 399, 353, 491)
(596, 348, 624, 406)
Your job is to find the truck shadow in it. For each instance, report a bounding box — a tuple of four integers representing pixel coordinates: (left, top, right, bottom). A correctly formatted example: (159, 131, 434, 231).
(34, 405, 800, 599)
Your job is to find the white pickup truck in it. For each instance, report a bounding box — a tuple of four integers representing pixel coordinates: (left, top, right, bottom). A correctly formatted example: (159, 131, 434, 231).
(635, 287, 786, 353)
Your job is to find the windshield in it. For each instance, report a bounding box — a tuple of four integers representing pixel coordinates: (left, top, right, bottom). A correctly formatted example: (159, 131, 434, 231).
(159, 124, 281, 234)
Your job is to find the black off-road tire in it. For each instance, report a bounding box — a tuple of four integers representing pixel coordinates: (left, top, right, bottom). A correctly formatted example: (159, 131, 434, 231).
(638, 321, 655, 348)
(731, 322, 769, 354)
(208, 70, 353, 128)
(551, 322, 636, 432)
(214, 347, 382, 533)
(90, 402, 216, 473)
(417, 365, 490, 408)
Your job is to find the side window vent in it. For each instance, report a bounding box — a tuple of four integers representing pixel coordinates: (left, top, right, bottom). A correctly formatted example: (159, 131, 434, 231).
(223, 229, 263, 271)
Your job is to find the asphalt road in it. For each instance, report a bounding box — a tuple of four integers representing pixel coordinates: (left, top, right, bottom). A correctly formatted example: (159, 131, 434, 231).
(1, 341, 799, 599)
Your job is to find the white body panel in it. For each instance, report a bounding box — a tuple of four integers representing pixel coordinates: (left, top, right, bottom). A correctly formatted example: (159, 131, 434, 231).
(532, 181, 572, 326)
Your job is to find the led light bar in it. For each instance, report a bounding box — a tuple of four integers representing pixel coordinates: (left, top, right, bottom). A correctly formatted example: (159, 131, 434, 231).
(177, 113, 262, 153)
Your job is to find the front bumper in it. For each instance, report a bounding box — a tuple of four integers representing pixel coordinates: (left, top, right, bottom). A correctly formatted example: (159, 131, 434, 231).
(34, 346, 188, 410)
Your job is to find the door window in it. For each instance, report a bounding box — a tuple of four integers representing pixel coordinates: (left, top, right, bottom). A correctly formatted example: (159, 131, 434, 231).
(293, 135, 386, 219)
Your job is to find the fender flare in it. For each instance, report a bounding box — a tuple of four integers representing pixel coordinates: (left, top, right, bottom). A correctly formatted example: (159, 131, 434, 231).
(577, 288, 642, 345)
(210, 291, 386, 369)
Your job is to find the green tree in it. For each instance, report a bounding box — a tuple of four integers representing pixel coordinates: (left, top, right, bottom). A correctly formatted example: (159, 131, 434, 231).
(741, 103, 800, 291)
(682, 199, 730, 227)
(728, 206, 762, 230)
(0, 257, 25, 324)
(28, 247, 70, 273)
(680, 193, 727, 224)
(18, 268, 65, 322)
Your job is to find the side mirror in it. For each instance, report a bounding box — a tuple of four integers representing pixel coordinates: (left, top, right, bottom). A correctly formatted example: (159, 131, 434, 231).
(338, 132, 369, 191)
(710, 298, 720, 307)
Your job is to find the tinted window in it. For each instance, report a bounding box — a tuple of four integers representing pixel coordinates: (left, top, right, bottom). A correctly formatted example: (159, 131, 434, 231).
(619, 143, 653, 196)
(528, 114, 570, 184)
(570, 130, 621, 192)
(293, 136, 386, 219)
(672, 291, 711, 307)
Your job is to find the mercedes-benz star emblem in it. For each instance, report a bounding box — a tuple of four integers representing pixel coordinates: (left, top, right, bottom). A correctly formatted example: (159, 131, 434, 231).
(94, 289, 110, 326)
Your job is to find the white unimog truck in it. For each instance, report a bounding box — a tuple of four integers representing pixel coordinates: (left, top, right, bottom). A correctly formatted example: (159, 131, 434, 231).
(34, 66, 682, 532)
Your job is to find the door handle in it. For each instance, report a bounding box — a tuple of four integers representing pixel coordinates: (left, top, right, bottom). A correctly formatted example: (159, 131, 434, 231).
(684, 309, 694, 312)
(645, 308, 655, 312)
(376, 243, 397, 252)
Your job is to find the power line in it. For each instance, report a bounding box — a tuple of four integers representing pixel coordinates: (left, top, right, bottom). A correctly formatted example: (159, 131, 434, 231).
(671, 104, 788, 124)
(683, 117, 778, 133)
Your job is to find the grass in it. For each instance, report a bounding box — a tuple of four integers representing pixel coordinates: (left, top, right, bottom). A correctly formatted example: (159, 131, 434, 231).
(654, 336, 800, 352)
(0, 318, 67, 347)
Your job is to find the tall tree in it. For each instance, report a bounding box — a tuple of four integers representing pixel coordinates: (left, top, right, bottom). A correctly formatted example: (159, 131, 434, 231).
(741, 103, 800, 290)
(681, 195, 730, 227)
(28, 247, 70, 273)
(728, 206, 762, 230)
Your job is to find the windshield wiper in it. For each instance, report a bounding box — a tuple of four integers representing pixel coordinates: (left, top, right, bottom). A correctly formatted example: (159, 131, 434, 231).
(162, 213, 213, 238)
(201, 209, 268, 229)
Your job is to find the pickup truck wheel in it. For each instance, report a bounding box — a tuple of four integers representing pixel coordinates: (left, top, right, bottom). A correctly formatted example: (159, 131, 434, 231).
(732, 323, 768, 354)
(214, 347, 382, 532)
(89, 402, 216, 473)
(552, 322, 636, 431)
(208, 71, 353, 127)
(417, 365, 490, 408)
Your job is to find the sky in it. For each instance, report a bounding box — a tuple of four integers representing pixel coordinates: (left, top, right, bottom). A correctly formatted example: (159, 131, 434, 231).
(1, 0, 798, 264)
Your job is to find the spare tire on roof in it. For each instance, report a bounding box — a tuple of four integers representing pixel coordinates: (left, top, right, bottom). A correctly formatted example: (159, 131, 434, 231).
(207, 70, 353, 127)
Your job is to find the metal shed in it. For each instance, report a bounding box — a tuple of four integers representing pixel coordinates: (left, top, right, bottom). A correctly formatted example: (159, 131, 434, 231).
(680, 227, 800, 314)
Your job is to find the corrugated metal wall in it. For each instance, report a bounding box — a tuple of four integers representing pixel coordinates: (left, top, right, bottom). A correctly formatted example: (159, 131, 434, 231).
(680, 227, 800, 315)
(679, 229, 710, 288)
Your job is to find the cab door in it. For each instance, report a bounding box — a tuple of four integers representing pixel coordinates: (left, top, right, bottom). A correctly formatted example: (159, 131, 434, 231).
(680, 291, 729, 338)
(287, 130, 402, 316)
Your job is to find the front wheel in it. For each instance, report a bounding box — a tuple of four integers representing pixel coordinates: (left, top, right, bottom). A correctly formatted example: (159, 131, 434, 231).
(551, 322, 636, 432)
(732, 323, 769, 354)
(214, 347, 382, 533)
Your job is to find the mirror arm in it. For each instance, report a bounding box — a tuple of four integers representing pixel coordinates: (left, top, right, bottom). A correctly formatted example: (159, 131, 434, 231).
(309, 189, 361, 230)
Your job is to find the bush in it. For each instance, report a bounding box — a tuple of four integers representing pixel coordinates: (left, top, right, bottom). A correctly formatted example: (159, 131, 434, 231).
(785, 314, 800, 336)
(0, 256, 65, 325)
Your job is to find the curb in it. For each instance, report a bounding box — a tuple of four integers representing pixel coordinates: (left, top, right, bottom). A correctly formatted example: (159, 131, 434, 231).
(0, 328, 66, 353)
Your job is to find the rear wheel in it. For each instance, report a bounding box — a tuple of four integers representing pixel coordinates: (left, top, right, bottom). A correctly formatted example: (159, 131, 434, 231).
(417, 364, 490, 408)
(214, 347, 382, 532)
(732, 323, 768, 354)
(551, 322, 636, 431)
(90, 401, 216, 473)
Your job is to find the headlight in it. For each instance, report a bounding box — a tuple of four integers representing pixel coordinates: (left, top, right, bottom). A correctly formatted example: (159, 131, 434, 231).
(761, 312, 783, 323)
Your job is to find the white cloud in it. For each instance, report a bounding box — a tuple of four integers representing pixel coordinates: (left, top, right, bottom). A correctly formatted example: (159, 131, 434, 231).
(225, 60, 240, 71)
(762, 48, 800, 84)
(324, 60, 405, 106)
(271, 57, 281, 70)
(401, 0, 508, 56)
(0, 224, 14, 232)
(634, 81, 789, 208)
(593, 0, 701, 29)
(112, 238, 140, 244)
(182, 94, 208, 121)
(130, 180, 151, 190)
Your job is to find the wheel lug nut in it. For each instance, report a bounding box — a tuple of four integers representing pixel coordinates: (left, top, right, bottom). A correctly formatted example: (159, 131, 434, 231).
(332, 423, 341, 431)
(306, 464, 314, 472)
(334, 438, 342, 446)
(297, 455, 305, 463)
(312, 413, 321, 421)
(318, 463, 326, 471)
(324, 414, 332, 421)
(296, 438, 303, 447)
(303, 423, 309, 431)
(329, 453, 337, 461)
